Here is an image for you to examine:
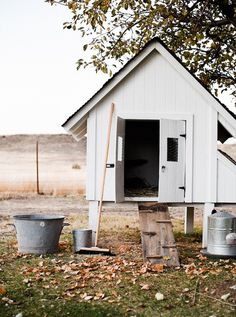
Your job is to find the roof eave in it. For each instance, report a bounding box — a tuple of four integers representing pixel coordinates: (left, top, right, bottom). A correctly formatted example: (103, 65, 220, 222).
(62, 41, 159, 131)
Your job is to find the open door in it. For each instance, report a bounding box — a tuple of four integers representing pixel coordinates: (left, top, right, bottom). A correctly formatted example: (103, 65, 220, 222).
(159, 119, 186, 202)
(115, 117, 125, 202)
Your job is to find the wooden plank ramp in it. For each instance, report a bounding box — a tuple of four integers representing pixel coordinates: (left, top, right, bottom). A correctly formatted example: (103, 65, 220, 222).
(138, 203, 180, 267)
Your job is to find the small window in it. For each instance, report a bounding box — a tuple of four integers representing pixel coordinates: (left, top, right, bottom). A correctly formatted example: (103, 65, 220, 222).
(117, 136, 123, 161)
(167, 138, 178, 162)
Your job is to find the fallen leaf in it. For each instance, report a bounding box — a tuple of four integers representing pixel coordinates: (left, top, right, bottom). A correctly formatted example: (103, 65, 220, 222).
(221, 293, 230, 301)
(1, 297, 14, 304)
(182, 288, 189, 293)
(155, 292, 164, 301)
(151, 264, 164, 273)
(229, 285, 236, 290)
(140, 265, 148, 274)
(116, 279, 121, 285)
(140, 283, 150, 290)
(0, 286, 6, 295)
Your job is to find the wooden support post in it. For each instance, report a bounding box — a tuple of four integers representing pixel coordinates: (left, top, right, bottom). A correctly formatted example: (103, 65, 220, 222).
(184, 207, 194, 234)
(36, 141, 39, 194)
(202, 203, 214, 248)
(88, 201, 99, 246)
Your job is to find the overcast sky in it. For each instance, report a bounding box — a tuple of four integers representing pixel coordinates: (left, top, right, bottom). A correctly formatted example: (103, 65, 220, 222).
(0, 0, 107, 135)
(0, 1, 235, 135)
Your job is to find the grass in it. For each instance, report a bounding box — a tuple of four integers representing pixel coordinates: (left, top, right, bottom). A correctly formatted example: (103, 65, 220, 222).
(0, 182, 85, 196)
(0, 215, 235, 317)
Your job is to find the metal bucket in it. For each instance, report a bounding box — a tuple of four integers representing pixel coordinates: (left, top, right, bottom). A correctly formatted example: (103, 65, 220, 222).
(207, 211, 236, 256)
(13, 214, 65, 254)
(72, 229, 92, 253)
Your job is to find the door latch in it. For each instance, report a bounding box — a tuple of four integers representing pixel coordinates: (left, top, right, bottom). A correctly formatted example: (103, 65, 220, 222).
(106, 163, 115, 168)
(161, 166, 166, 172)
(179, 186, 185, 190)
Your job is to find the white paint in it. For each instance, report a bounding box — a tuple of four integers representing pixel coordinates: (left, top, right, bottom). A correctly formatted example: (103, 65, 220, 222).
(159, 119, 186, 202)
(217, 151, 236, 202)
(117, 137, 123, 162)
(86, 111, 97, 200)
(65, 40, 235, 138)
(67, 41, 235, 206)
(88, 201, 99, 246)
(206, 108, 218, 202)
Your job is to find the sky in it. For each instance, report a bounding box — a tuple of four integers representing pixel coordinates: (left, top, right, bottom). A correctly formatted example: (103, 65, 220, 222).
(0, 0, 107, 134)
(0, 1, 235, 135)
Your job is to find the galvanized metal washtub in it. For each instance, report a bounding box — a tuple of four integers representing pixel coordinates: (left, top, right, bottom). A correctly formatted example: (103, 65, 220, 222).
(13, 214, 67, 254)
(207, 211, 236, 257)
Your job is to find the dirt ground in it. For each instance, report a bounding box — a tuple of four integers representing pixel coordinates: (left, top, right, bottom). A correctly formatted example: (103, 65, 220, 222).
(1, 194, 236, 237)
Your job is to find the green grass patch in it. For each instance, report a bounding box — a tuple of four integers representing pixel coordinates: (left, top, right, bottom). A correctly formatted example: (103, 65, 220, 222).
(0, 229, 235, 317)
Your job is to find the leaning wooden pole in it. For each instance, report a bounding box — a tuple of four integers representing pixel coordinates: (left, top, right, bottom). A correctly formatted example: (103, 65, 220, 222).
(36, 141, 39, 194)
(95, 103, 115, 247)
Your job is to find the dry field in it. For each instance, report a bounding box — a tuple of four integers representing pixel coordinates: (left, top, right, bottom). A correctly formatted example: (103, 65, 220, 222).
(0, 134, 86, 195)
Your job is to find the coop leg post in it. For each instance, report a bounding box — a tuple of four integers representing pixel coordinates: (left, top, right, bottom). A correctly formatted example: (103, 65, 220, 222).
(88, 201, 99, 246)
(184, 207, 194, 234)
(202, 203, 214, 248)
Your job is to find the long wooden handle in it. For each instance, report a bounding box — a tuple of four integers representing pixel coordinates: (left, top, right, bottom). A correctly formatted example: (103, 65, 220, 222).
(95, 103, 115, 247)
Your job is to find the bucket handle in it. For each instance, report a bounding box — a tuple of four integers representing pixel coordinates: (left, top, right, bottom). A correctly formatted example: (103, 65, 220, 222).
(7, 223, 16, 233)
(7, 223, 15, 228)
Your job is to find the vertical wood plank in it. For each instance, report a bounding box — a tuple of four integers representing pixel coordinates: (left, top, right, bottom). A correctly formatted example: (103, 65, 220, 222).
(86, 111, 97, 200)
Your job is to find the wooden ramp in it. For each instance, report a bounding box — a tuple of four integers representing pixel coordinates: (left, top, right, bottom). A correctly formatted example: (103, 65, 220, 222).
(138, 203, 180, 267)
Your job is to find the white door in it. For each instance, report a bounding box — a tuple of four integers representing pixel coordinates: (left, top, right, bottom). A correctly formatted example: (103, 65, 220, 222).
(115, 117, 125, 202)
(159, 119, 186, 202)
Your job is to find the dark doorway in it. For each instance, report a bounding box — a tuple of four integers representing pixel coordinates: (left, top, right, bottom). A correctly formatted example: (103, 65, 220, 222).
(124, 120, 159, 197)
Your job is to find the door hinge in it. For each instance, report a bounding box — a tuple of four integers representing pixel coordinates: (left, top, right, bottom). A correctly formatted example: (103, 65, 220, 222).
(179, 134, 186, 138)
(179, 186, 185, 191)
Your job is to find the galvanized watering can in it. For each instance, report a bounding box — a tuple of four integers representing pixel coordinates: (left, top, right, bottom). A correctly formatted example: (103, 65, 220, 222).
(207, 210, 236, 257)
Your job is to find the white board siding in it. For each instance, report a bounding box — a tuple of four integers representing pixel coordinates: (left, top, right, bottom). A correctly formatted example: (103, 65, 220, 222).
(94, 102, 116, 201)
(159, 119, 186, 202)
(217, 152, 236, 203)
(86, 111, 97, 200)
(87, 51, 219, 202)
